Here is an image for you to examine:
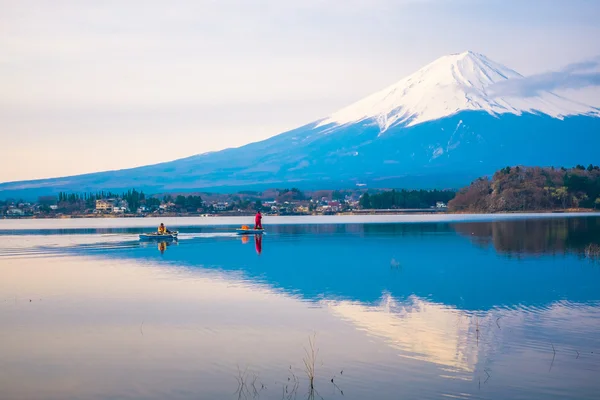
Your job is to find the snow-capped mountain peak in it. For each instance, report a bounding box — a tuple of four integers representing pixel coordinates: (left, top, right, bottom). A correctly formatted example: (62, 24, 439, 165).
(317, 51, 599, 132)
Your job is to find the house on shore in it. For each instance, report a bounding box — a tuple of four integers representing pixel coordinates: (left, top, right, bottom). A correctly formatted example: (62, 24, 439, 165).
(95, 199, 115, 213)
(6, 208, 24, 216)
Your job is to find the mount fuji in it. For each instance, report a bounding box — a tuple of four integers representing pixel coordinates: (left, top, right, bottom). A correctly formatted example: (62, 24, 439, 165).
(2, 51, 600, 199)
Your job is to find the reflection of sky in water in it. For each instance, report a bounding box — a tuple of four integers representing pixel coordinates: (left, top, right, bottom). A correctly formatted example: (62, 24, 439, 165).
(1, 217, 599, 400)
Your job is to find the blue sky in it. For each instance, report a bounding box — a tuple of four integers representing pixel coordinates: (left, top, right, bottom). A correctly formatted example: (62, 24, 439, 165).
(1, 0, 599, 182)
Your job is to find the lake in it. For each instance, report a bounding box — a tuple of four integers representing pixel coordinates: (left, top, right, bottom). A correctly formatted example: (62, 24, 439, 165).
(1, 214, 599, 400)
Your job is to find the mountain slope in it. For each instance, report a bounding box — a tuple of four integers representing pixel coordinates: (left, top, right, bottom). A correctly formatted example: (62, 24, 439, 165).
(2, 51, 599, 199)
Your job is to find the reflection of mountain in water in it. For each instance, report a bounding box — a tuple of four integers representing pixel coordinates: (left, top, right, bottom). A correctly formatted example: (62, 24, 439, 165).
(453, 217, 600, 256)
(324, 293, 600, 378)
(324, 294, 478, 373)
(30, 217, 600, 312)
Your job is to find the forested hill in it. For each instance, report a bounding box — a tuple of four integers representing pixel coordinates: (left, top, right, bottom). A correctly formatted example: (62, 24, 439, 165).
(449, 165, 600, 213)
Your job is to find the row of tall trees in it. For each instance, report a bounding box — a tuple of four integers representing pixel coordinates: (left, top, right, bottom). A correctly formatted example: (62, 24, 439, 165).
(57, 191, 122, 203)
(174, 195, 203, 212)
(359, 189, 456, 209)
(50, 189, 150, 212)
(122, 189, 146, 212)
(449, 165, 600, 212)
(276, 188, 305, 203)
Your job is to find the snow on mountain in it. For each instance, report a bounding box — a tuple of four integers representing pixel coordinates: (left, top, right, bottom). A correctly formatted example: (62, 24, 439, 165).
(317, 51, 600, 133)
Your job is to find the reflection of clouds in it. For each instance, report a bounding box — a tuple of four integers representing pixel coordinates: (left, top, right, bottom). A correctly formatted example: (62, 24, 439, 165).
(323, 294, 477, 373)
(0, 234, 136, 250)
(535, 301, 600, 333)
(0, 256, 320, 400)
(322, 293, 600, 378)
(488, 57, 600, 98)
(2, 251, 600, 399)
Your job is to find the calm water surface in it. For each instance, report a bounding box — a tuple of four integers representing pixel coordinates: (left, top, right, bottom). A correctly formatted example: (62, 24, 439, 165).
(1, 215, 599, 400)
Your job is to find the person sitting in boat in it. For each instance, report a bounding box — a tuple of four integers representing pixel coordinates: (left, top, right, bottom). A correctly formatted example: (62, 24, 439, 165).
(254, 211, 263, 230)
(158, 223, 171, 234)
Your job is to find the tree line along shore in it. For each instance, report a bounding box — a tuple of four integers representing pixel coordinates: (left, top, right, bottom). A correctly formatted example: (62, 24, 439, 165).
(2, 164, 600, 218)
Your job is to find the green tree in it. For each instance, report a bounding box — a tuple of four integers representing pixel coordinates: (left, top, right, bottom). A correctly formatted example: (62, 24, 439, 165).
(185, 195, 203, 211)
(359, 193, 371, 209)
(237, 199, 250, 210)
(254, 200, 263, 211)
(595, 197, 600, 210)
(332, 190, 345, 201)
(122, 188, 142, 211)
(175, 195, 187, 209)
(551, 186, 569, 209)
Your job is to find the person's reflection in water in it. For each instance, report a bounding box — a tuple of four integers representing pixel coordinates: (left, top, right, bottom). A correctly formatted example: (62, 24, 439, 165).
(158, 241, 167, 254)
(254, 234, 262, 255)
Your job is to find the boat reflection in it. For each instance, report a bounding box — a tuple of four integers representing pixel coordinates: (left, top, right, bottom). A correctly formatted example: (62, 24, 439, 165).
(157, 241, 178, 254)
(239, 234, 262, 255)
(255, 234, 262, 255)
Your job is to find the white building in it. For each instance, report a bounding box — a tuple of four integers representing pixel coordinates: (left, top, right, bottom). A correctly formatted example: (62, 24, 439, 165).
(160, 202, 175, 210)
(6, 208, 24, 215)
(213, 202, 228, 211)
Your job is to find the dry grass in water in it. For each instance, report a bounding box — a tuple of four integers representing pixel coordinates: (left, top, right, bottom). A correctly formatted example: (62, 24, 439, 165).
(234, 333, 341, 399)
(235, 365, 264, 400)
(303, 333, 318, 390)
(279, 365, 300, 400)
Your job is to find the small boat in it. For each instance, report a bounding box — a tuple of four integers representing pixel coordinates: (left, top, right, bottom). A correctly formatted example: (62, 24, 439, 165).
(236, 228, 265, 235)
(139, 231, 179, 240)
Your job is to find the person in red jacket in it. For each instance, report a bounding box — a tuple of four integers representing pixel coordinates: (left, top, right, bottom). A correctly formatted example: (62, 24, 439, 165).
(254, 211, 263, 230)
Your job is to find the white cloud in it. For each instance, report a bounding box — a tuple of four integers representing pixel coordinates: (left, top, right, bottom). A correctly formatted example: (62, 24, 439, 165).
(489, 56, 600, 98)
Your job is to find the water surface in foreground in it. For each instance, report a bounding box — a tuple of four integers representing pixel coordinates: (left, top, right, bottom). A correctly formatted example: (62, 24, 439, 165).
(1, 215, 599, 399)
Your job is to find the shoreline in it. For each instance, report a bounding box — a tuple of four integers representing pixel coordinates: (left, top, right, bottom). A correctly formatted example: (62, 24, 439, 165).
(1, 208, 597, 221)
(2, 212, 600, 232)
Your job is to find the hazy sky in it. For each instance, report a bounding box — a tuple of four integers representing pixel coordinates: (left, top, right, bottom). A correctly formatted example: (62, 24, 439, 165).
(2, 0, 599, 183)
